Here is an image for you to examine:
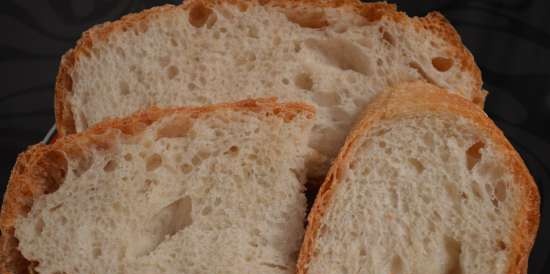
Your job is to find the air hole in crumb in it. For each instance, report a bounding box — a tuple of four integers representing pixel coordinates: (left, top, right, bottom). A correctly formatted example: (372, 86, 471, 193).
(471, 181, 482, 199)
(330, 107, 350, 122)
(304, 38, 372, 75)
(428, 221, 436, 232)
(294, 73, 313, 90)
(389, 188, 398, 208)
(188, 3, 213, 28)
(92, 248, 102, 258)
(214, 197, 222, 206)
(138, 20, 148, 33)
(282, 78, 289, 85)
(156, 118, 192, 139)
(124, 153, 132, 161)
(142, 196, 193, 256)
(119, 81, 130, 95)
(115, 47, 125, 58)
(273, 36, 282, 46)
(191, 155, 202, 166)
(143, 140, 153, 148)
(494, 180, 507, 202)
(35, 218, 45, 234)
(41, 150, 68, 192)
(444, 236, 463, 274)
(390, 255, 403, 274)
(485, 184, 497, 207)
(103, 160, 117, 172)
(73, 154, 93, 177)
(237, 2, 248, 12)
(466, 141, 484, 170)
(285, 10, 328, 29)
(444, 182, 461, 204)
(159, 56, 170, 67)
(143, 179, 157, 191)
(260, 263, 288, 271)
(357, 38, 371, 48)
(225, 146, 239, 157)
(205, 12, 217, 28)
(198, 150, 211, 160)
(201, 206, 212, 216)
(409, 62, 436, 85)
(293, 41, 302, 53)
(146, 154, 162, 171)
(180, 163, 193, 174)
(497, 240, 507, 251)
(432, 57, 454, 72)
(381, 30, 395, 46)
(247, 26, 259, 38)
(167, 66, 179, 79)
(333, 24, 348, 33)
(170, 37, 178, 47)
(49, 203, 63, 212)
(408, 158, 425, 173)
(313, 91, 340, 107)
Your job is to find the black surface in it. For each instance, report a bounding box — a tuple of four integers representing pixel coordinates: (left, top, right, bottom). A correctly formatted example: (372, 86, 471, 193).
(0, 0, 548, 272)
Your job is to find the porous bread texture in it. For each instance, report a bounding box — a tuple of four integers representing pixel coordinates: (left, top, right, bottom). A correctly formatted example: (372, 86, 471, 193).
(56, 0, 484, 175)
(0, 100, 315, 274)
(298, 82, 539, 274)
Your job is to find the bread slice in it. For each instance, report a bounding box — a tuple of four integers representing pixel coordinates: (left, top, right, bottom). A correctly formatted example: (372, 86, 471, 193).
(0, 99, 315, 274)
(298, 82, 539, 274)
(55, 0, 484, 175)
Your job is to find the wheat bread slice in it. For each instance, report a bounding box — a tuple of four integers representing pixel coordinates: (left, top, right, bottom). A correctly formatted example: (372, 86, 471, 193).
(0, 99, 314, 274)
(55, 0, 484, 176)
(298, 81, 539, 274)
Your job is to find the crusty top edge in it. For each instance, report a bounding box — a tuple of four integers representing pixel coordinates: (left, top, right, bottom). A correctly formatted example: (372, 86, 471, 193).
(54, 0, 483, 135)
(297, 80, 538, 274)
(1, 98, 315, 274)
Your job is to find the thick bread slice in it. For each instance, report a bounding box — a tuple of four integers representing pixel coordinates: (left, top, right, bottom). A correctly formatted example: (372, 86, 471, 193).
(55, 0, 484, 175)
(0, 99, 315, 274)
(298, 82, 539, 274)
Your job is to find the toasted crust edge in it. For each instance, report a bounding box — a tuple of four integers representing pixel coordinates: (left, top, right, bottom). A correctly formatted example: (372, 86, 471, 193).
(296, 81, 539, 274)
(54, 0, 483, 135)
(1, 98, 315, 274)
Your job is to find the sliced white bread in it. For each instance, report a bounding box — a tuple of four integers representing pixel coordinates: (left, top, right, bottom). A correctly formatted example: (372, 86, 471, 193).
(298, 82, 539, 274)
(0, 99, 314, 274)
(55, 0, 484, 175)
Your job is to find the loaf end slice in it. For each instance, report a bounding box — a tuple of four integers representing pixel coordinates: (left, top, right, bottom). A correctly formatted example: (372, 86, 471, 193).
(55, 0, 483, 176)
(298, 82, 539, 274)
(1, 99, 315, 274)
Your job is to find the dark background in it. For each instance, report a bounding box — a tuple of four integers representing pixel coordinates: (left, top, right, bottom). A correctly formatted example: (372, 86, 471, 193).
(0, 0, 548, 272)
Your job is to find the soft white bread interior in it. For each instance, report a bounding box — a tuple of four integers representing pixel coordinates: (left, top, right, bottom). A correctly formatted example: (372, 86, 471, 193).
(298, 82, 539, 274)
(56, 0, 484, 175)
(0, 99, 314, 274)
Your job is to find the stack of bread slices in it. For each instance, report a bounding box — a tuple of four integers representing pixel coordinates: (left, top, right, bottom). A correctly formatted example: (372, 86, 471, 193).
(1, 1, 539, 274)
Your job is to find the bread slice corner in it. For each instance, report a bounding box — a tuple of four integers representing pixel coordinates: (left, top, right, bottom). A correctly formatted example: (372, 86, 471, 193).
(54, 0, 484, 179)
(298, 81, 539, 274)
(1, 98, 315, 274)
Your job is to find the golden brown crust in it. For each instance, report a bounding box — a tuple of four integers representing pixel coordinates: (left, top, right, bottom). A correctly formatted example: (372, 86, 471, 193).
(1, 98, 314, 274)
(297, 81, 539, 274)
(54, 0, 483, 135)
